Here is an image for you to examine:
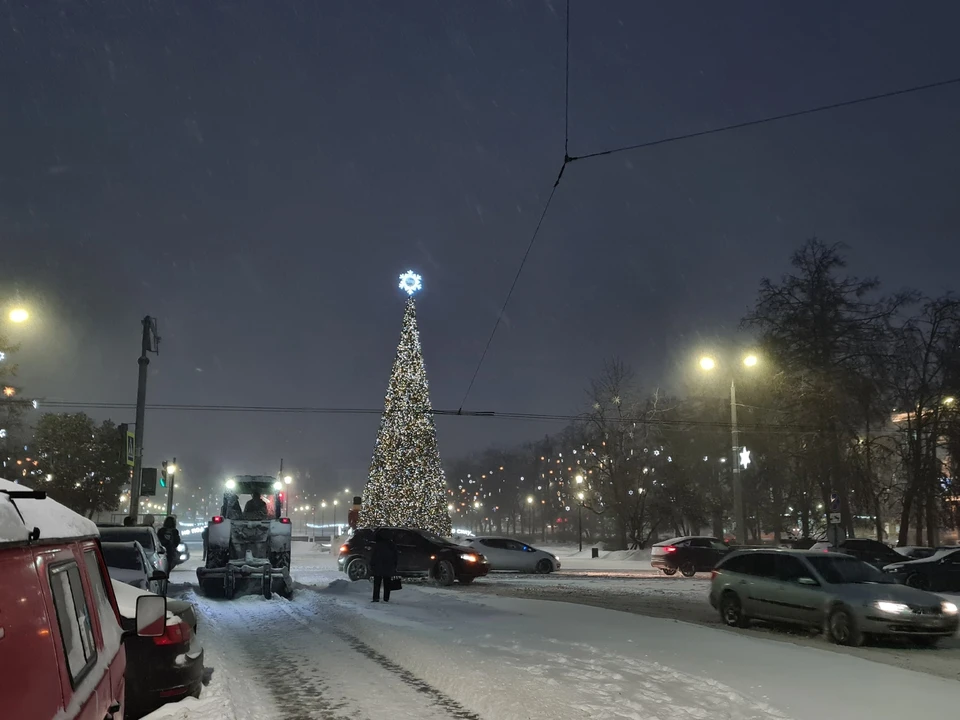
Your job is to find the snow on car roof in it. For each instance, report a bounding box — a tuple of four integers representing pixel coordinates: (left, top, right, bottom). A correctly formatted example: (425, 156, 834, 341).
(0, 479, 98, 545)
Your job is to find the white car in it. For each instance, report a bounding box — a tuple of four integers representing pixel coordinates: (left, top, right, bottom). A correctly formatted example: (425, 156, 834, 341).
(462, 537, 560, 573)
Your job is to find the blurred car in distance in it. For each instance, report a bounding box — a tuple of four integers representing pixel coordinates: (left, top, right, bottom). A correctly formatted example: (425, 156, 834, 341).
(809, 538, 904, 569)
(883, 547, 960, 591)
(651, 536, 730, 577)
(460, 536, 560, 573)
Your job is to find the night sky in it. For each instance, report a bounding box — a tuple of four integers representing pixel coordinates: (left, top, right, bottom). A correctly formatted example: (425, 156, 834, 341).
(3, 2, 959, 501)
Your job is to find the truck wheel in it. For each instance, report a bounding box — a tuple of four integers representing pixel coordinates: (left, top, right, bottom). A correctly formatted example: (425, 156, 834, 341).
(435, 560, 455, 586)
(262, 571, 273, 599)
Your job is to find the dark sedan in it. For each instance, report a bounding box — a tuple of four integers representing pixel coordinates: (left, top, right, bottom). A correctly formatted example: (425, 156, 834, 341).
(339, 527, 490, 585)
(651, 536, 730, 577)
(111, 581, 204, 719)
(884, 548, 960, 591)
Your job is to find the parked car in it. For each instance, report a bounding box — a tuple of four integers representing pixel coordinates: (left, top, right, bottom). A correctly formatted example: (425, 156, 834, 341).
(0, 480, 166, 720)
(102, 541, 168, 595)
(99, 525, 169, 578)
(650, 536, 730, 577)
(339, 527, 490, 585)
(893, 546, 937, 560)
(883, 548, 960, 591)
(809, 538, 904, 569)
(461, 536, 560, 573)
(710, 548, 959, 647)
(111, 580, 204, 719)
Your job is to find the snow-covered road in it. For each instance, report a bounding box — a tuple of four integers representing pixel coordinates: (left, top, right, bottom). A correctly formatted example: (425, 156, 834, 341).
(146, 542, 960, 720)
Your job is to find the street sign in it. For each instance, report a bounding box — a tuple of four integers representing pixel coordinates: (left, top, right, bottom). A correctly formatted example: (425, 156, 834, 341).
(125, 429, 135, 467)
(141, 467, 158, 496)
(829, 492, 840, 513)
(829, 512, 841, 524)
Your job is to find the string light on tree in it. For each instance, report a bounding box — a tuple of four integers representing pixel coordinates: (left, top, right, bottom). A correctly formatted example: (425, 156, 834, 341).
(359, 271, 451, 535)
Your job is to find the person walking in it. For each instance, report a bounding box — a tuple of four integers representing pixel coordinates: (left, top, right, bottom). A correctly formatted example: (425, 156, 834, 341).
(157, 516, 182, 570)
(369, 532, 398, 603)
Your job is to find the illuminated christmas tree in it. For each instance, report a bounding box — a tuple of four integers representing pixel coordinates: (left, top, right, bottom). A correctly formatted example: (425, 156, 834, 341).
(360, 272, 451, 535)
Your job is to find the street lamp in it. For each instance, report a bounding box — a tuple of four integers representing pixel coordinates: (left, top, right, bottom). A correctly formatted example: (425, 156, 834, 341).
(320, 501, 327, 535)
(527, 495, 534, 535)
(576, 491, 585, 553)
(699, 353, 759, 543)
(8, 308, 29, 323)
(333, 499, 339, 534)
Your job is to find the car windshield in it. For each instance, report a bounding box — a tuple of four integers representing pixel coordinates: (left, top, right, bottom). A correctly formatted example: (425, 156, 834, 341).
(99, 528, 155, 552)
(101, 545, 143, 571)
(807, 555, 889, 584)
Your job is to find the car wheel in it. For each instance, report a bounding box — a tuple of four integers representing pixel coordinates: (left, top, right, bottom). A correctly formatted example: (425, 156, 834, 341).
(458, 577, 475, 585)
(661, 567, 677, 576)
(905, 573, 929, 591)
(346, 558, 369, 582)
(719, 592, 749, 628)
(679, 562, 697, 578)
(434, 560, 455, 586)
(536, 558, 553, 574)
(910, 635, 940, 648)
(827, 606, 863, 647)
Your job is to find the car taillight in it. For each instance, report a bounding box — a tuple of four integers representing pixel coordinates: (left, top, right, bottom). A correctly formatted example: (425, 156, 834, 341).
(154, 620, 191, 647)
(212, 516, 224, 524)
(280, 518, 291, 524)
(664, 546, 677, 553)
(710, 570, 718, 580)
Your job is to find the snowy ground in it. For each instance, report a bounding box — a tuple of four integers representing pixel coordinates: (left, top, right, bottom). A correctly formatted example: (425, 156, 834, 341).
(146, 541, 960, 719)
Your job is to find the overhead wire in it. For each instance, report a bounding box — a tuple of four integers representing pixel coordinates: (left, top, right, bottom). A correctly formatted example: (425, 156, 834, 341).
(457, 0, 960, 409)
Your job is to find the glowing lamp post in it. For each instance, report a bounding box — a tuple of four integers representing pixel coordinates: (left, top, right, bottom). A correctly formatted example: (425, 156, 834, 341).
(699, 353, 759, 544)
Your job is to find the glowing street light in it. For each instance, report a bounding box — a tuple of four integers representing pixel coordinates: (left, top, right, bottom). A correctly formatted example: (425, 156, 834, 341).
(945, 397, 956, 406)
(743, 354, 759, 367)
(9, 308, 29, 323)
(284, 475, 293, 484)
(699, 356, 716, 371)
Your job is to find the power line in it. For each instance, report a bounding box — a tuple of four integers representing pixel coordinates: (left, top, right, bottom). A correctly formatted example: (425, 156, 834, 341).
(569, 75, 960, 163)
(36, 399, 826, 433)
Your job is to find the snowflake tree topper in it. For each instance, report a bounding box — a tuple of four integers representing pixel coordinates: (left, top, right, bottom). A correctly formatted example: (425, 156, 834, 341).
(398, 270, 423, 296)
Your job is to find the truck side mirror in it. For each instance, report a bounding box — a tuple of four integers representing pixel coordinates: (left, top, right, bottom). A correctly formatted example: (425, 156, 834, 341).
(135, 595, 167, 637)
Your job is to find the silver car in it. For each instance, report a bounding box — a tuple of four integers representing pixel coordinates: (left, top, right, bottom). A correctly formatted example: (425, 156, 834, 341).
(709, 548, 959, 647)
(461, 537, 560, 573)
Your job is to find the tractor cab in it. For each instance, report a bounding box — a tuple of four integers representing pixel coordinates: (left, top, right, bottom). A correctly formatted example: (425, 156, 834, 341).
(222, 476, 283, 521)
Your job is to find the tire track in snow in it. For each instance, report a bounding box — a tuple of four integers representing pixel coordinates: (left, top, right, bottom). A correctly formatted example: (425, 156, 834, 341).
(277, 602, 483, 720)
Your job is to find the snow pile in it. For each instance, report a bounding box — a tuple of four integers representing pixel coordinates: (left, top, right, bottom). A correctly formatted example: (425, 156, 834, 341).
(0, 479, 97, 543)
(111, 578, 151, 618)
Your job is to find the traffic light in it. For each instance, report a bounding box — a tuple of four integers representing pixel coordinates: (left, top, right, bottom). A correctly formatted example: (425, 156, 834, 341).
(160, 461, 168, 488)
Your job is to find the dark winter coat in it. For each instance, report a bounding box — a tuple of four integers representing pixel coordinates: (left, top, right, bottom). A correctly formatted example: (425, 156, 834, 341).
(157, 527, 181, 566)
(369, 537, 398, 576)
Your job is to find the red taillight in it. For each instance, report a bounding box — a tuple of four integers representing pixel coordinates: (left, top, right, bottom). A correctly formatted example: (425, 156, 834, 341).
(211, 516, 224, 524)
(280, 517, 291, 524)
(710, 570, 718, 580)
(664, 546, 677, 553)
(153, 620, 191, 647)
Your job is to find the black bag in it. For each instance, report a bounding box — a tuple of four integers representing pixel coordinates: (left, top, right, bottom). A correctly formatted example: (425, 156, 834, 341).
(388, 576, 402, 591)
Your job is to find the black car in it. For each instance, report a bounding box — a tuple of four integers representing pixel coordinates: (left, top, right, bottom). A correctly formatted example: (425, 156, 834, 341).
(338, 527, 491, 586)
(101, 541, 167, 595)
(884, 548, 960, 591)
(650, 536, 730, 577)
(112, 581, 204, 719)
(828, 538, 904, 570)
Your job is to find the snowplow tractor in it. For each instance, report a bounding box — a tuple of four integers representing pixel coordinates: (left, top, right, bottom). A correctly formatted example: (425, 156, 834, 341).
(197, 475, 294, 599)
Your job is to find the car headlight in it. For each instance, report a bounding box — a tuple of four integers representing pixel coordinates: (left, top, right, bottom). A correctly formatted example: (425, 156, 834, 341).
(942, 601, 958, 615)
(177, 544, 186, 553)
(875, 601, 911, 614)
(460, 553, 478, 563)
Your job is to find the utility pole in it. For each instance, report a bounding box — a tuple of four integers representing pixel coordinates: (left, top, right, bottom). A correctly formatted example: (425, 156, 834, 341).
(165, 457, 177, 517)
(128, 316, 159, 523)
(730, 379, 747, 545)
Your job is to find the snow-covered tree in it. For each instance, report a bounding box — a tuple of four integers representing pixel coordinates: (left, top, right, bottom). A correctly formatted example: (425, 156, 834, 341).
(360, 275, 451, 535)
